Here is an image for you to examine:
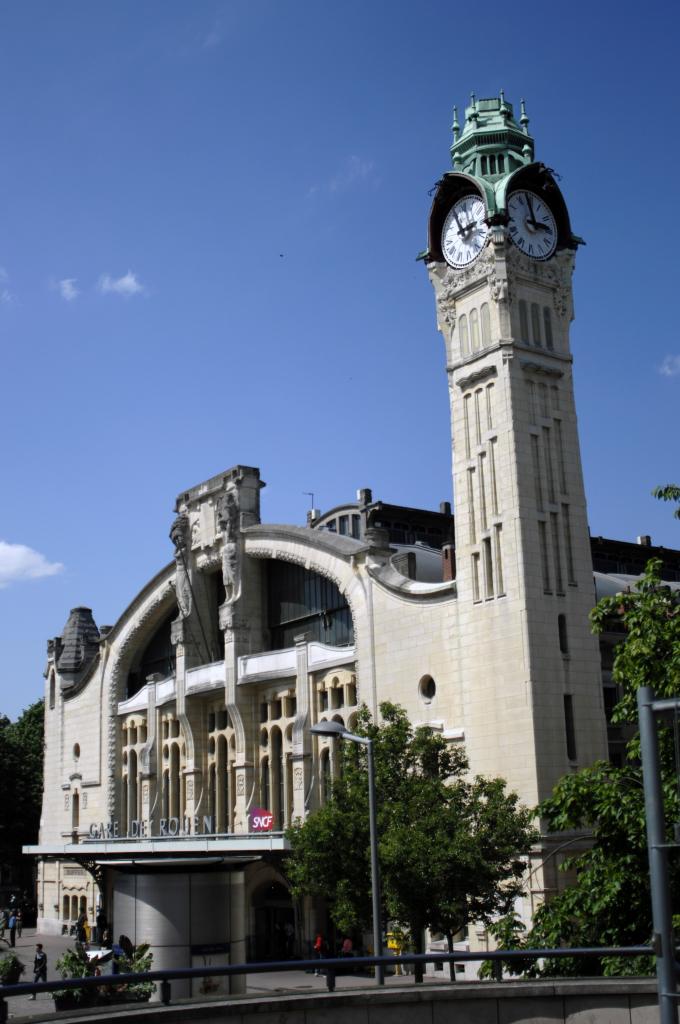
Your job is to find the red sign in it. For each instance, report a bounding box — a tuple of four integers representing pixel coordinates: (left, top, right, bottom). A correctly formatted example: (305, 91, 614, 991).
(250, 807, 274, 832)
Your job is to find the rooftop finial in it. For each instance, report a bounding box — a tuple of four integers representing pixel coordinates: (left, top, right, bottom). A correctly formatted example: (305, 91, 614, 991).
(451, 105, 460, 142)
(469, 92, 478, 126)
(499, 89, 509, 117)
(520, 97, 530, 134)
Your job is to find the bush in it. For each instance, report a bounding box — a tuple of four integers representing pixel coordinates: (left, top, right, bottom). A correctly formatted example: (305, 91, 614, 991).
(0, 952, 25, 985)
(54, 942, 155, 1007)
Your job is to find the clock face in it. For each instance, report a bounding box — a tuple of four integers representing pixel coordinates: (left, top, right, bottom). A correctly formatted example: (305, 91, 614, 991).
(507, 190, 557, 260)
(441, 194, 489, 269)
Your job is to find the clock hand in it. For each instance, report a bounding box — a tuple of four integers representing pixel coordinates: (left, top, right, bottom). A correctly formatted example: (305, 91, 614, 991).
(525, 193, 536, 225)
(451, 208, 466, 237)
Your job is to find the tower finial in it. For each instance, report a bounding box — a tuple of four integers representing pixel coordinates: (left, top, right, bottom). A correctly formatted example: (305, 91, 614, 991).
(499, 89, 509, 117)
(520, 97, 530, 134)
(451, 105, 460, 142)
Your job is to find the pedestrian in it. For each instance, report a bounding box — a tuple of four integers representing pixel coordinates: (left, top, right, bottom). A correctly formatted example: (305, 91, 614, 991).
(0, 909, 6, 942)
(313, 932, 326, 975)
(16, 908, 23, 938)
(96, 906, 107, 944)
(341, 936, 353, 957)
(8, 912, 16, 947)
(29, 943, 47, 999)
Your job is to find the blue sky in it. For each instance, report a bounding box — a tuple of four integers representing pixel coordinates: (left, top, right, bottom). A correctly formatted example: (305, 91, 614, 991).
(1, 1, 678, 719)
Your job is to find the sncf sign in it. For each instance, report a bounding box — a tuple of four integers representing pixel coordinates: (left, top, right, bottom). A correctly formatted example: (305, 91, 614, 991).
(250, 807, 274, 832)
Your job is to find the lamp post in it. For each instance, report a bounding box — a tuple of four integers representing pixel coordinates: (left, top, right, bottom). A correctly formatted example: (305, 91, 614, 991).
(310, 720, 384, 985)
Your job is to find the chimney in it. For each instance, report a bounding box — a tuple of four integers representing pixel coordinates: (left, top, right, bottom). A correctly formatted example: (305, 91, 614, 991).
(357, 488, 372, 506)
(442, 542, 456, 582)
(637, 535, 652, 547)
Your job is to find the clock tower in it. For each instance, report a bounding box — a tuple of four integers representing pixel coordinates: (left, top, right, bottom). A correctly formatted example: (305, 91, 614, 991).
(425, 95, 608, 830)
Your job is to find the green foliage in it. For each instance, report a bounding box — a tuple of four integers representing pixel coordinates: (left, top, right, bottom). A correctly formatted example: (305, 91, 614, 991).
(113, 942, 155, 999)
(652, 484, 680, 520)
(286, 703, 536, 952)
(0, 952, 25, 984)
(55, 942, 155, 1003)
(492, 557, 680, 978)
(0, 700, 45, 879)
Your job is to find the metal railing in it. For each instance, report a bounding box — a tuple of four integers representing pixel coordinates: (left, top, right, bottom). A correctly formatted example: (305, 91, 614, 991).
(0, 945, 654, 1022)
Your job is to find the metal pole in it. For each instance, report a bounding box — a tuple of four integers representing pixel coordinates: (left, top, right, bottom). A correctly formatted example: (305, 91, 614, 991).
(638, 686, 676, 1024)
(366, 739, 385, 985)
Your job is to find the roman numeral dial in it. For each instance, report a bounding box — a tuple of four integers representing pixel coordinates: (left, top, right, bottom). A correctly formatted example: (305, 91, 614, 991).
(441, 194, 489, 269)
(506, 190, 557, 260)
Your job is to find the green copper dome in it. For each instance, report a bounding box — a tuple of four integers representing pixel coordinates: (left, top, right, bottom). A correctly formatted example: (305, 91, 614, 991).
(451, 92, 534, 182)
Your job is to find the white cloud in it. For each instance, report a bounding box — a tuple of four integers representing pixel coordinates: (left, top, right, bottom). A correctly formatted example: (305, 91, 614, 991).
(202, 25, 222, 48)
(308, 155, 377, 198)
(659, 355, 680, 378)
(98, 270, 145, 297)
(0, 267, 13, 304)
(59, 278, 79, 302)
(0, 541, 63, 588)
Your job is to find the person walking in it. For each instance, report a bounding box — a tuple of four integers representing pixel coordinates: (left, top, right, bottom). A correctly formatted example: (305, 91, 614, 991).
(0, 909, 6, 943)
(313, 932, 326, 975)
(29, 943, 47, 999)
(16, 908, 23, 939)
(8, 912, 16, 947)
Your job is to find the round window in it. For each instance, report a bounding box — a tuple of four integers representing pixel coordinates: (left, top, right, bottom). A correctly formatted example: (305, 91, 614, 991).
(419, 675, 436, 702)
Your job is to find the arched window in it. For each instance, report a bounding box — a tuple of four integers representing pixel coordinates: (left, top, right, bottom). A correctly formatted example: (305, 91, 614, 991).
(489, 154, 496, 175)
(261, 757, 270, 813)
(320, 748, 331, 804)
(480, 303, 491, 347)
(49, 672, 56, 710)
(72, 791, 80, 831)
(270, 729, 283, 828)
(127, 750, 138, 831)
(470, 308, 480, 351)
(498, 154, 505, 173)
(543, 307, 554, 350)
(519, 300, 529, 341)
(531, 303, 542, 347)
(558, 614, 569, 654)
(481, 156, 488, 175)
(216, 735, 228, 833)
(459, 314, 469, 357)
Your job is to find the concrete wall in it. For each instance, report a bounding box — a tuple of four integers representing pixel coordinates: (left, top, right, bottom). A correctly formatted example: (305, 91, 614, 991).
(42, 978, 662, 1024)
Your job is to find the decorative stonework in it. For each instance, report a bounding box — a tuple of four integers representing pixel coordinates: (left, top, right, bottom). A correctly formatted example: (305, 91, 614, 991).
(520, 359, 565, 379)
(186, 778, 194, 801)
(456, 365, 498, 391)
(294, 767, 303, 791)
(170, 514, 193, 618)
(107, 576, 176, 818)
(216, 486, 241, 604)
(507, 249, 575, 320)
(236, 774, 245, 797)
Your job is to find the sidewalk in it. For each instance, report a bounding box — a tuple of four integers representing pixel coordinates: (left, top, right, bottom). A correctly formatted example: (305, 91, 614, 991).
(0, 926, 72, 1020)
(0, 929, 430, 1021)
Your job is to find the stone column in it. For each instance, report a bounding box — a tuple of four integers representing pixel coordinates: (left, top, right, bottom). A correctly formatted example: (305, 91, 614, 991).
(291, 634, 311, 820)
(229, 870, 247, 994)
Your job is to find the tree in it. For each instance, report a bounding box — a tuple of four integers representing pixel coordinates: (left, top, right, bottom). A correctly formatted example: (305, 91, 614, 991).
(0, 700, 45, 894)
(652, 484, 680, 520)
(491, 556, 680, 977)
(285, 703, 536, 971)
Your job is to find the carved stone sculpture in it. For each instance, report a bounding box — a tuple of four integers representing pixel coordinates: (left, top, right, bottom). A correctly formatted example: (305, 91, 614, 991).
(217, 487, 241, 604)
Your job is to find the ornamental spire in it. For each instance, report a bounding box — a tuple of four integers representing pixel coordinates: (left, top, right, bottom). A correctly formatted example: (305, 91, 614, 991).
(449, 92, 535, 182)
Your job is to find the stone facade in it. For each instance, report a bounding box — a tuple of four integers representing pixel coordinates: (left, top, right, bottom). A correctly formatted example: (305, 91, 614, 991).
(28, 94, 657, 980)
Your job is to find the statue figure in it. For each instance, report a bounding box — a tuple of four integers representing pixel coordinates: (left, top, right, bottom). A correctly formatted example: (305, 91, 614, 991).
(217, 487, 241, 604)
(169, 513, 192, 617)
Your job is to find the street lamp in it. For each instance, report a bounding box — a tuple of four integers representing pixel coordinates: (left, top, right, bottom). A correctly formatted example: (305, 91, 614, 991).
(310, 719, 384, 985)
